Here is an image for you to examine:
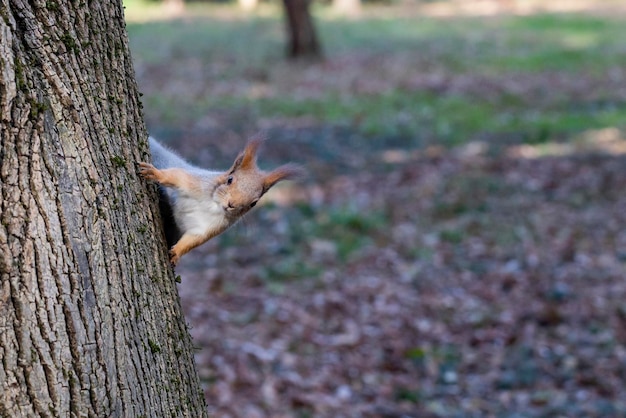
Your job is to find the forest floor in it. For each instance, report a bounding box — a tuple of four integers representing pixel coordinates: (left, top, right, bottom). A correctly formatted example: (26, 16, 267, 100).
(126, 2, 626, 416)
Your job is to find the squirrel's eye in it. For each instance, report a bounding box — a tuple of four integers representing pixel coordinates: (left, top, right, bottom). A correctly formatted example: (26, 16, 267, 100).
(226, 176, 233, 185)
(250, 201, 257, 208)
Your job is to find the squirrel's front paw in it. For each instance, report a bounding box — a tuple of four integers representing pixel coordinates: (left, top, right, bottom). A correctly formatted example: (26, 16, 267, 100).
(138, 162, 162, 182)
(169, 248, 181, 267)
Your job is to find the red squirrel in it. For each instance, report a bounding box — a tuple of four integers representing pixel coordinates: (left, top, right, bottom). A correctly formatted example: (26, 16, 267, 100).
(139, 135, 302, 265)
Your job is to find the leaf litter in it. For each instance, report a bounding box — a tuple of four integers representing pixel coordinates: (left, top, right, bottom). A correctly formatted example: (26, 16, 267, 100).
(128, 7, 626, 416)
(176, 132, 626, 417)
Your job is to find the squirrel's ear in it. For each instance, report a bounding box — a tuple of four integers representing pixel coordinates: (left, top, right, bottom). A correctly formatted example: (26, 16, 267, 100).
(229, 134, 266, 173)
(239, 134, 265, 170)
(230, 153, 244, 172)
(263, 164, 305, 192)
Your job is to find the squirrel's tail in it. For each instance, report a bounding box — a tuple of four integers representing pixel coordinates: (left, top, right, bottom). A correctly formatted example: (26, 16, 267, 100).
(149, 137, 192, 170)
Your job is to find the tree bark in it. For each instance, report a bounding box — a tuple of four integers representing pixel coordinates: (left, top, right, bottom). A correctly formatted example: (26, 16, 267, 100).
(0, 0, 207, 416)
(282, 0, 322, 59)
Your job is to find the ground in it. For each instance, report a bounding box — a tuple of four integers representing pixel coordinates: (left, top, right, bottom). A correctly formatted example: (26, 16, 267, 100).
(126, 1, 626, 416)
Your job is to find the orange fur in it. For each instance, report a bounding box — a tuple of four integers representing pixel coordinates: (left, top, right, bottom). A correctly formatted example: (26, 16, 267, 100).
(263, 164, 304, 191)
(138, 163, 204, 195)
(140, 135, 303, 266)
(169, 229, 225, 265)
(239, 136, 264, 170)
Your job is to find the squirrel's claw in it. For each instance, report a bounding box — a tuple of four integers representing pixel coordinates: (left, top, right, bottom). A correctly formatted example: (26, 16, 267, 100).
(169, 248, 180, 267)
(138, 162, 161, 182)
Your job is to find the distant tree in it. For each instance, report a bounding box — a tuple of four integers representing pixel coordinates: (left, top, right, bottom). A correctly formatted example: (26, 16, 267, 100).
(282, 0, 322, 59)
(0, 0, 207, 415)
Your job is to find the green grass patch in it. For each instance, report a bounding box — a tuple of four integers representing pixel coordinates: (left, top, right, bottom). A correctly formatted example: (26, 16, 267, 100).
(127, 16, 283, 69)
(320, 207, 388, 261)
(473, 14, 626, 73)
(126, 4, 626, 147)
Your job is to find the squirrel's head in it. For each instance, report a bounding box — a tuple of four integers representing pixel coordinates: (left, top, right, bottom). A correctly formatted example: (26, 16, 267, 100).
(214, 135, 303, 218)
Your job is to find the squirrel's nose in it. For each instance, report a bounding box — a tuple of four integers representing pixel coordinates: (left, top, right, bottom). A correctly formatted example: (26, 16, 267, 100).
(226, 202, 235, 210)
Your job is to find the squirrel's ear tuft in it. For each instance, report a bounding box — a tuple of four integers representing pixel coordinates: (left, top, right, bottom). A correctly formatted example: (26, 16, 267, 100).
(263, 163, 305, 192)
(240, 133, 266, 170)
(229, 133, 265, 173)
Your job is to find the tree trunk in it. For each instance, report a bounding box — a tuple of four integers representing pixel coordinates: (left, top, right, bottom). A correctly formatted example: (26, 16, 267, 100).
(0, 0, 207, 416)
(282, 0, 322, 59)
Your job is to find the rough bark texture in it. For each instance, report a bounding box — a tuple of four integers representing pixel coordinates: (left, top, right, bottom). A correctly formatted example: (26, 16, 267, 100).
(282, 0, 322, 59)
(0, 0, 207, 416)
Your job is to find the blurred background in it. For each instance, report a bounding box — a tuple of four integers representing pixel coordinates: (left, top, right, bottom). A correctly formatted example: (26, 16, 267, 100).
(124, 0, 626, 416)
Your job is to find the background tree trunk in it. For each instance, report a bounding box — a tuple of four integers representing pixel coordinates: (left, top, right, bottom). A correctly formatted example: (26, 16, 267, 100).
(0, 0, 207, 416)
(282, 0, 322, 59)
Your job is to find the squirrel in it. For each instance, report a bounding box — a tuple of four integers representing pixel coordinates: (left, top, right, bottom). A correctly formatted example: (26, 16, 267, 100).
(139, 135, 303, 265)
